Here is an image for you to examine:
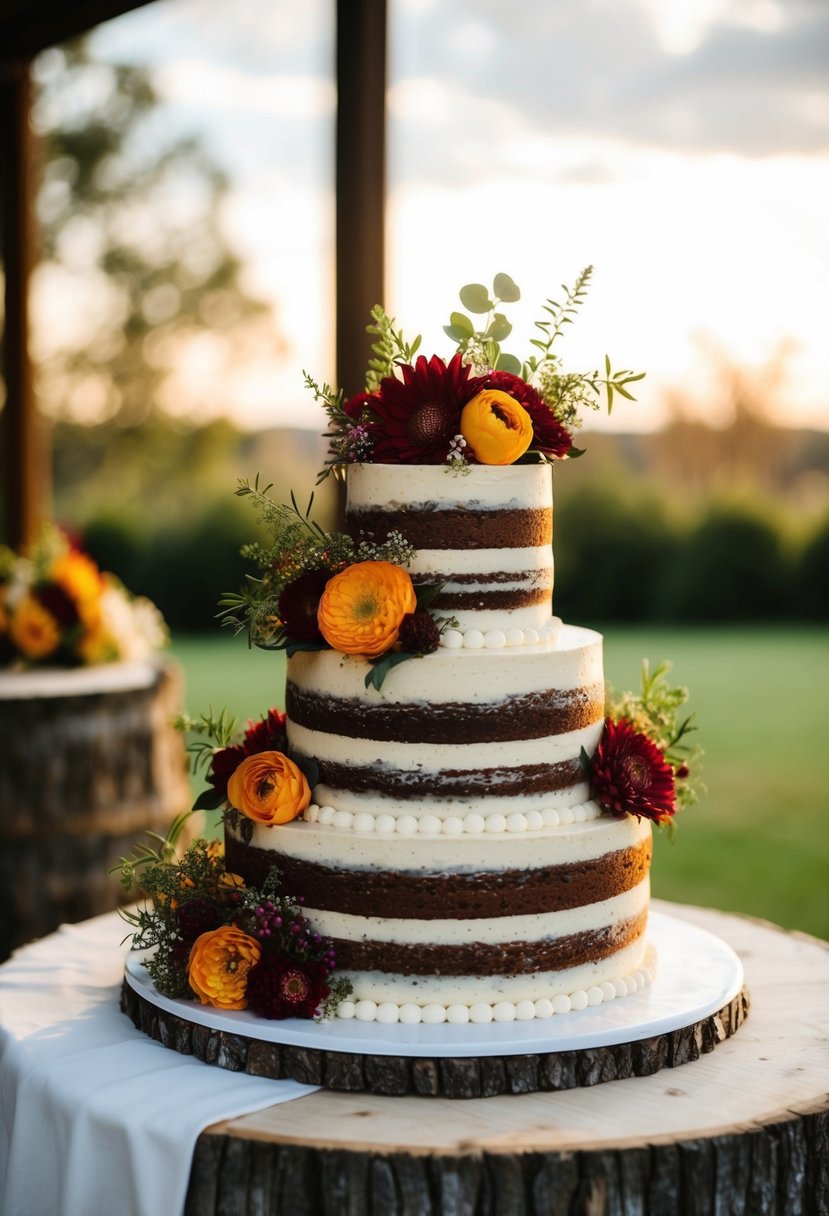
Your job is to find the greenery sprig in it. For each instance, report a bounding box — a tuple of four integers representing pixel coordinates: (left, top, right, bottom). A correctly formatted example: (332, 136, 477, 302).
(607, 660, 704, 812)
(365, 305, 422, 391)
(219, 475, 414, 655)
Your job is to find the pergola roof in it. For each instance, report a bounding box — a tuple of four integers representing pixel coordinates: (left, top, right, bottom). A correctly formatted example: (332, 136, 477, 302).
(0, 0, 386, 547)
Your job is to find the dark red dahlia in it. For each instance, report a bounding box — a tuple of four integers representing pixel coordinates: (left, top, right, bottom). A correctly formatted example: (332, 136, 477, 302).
(245, 952, 331, 1019)
(207, 743, 246, 796)
(34, 582, 80, 627)
(277, 569, 330, 642)
(366, 353, 485, 464)
(176, 897, 222, 948)
(243, 706, 289, 755)
(591, 717, 677, 824)
(398, 610, 440, 655)
(484, 371, 573, 459)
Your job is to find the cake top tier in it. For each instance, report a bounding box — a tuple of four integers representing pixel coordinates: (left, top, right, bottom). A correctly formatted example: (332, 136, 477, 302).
(345, 463, 556, 638)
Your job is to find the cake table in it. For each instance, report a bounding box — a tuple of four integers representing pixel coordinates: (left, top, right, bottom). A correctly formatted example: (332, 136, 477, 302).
(183, 902, 829, 1216)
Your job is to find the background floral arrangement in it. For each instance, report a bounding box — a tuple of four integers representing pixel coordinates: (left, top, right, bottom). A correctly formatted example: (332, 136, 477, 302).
(309, 269, 644, 478)
(589, 661, 703, 828)
(0, 525, 166, 668)
(220, 481, 450, 689)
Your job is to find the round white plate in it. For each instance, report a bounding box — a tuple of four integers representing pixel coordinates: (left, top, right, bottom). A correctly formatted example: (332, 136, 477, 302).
(124, 910, 744, 1059)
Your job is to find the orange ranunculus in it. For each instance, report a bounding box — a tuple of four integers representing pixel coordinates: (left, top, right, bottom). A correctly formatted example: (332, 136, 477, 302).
(460, 389, 533, 465)
(49, 550, 103, 608)
(218, 871, 246, 898)
(187, 924, 262, 1010)
(9, 595, 61, 660)
(317, 560, 416, 657)
(227, 750, 310, 825)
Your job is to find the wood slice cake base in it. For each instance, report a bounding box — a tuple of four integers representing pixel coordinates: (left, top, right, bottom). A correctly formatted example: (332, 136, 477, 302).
(121, 910, 748, 1099)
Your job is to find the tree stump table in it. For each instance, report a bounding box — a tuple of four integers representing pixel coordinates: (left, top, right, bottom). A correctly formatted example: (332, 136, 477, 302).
(0, 658, 190, 959)
(184, 903, 829, 1216)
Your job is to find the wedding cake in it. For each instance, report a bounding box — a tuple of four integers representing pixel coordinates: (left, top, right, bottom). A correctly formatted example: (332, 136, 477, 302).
(223, 462, 654, 1023)
(123, 272, 696, 1030)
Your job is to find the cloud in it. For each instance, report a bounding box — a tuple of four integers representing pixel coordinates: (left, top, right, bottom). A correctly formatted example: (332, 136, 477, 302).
(389, 0, 829, 183)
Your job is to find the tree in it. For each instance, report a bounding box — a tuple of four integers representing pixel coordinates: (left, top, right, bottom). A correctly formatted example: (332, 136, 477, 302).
(28, 39, 281, 510)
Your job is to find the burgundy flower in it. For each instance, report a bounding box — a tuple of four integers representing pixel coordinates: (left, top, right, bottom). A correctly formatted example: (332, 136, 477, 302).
(398, 610, 440, 655)
(176, 897, 221, 948)
(277, 569, 330, 642)
(245, 952, 331, 1019)
(591, 717, 677, 824)
(364, 354, 485, 464)
(243, 707, 288, 756)
(34, 582, 80, 627)
(483, 371, 573, 459)
(207, 743, 246, 797)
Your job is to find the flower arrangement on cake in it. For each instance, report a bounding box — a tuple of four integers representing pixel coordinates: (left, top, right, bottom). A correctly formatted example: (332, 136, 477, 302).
(310, 268, 644, 477)
(116, 707, 352, 1020)
(0, 525, 167, 669)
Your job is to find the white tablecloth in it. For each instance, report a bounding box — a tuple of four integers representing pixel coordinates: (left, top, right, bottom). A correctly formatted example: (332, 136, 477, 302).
(0, 912, 318, 1216)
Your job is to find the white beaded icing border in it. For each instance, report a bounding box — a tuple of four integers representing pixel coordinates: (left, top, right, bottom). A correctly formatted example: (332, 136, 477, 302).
(439, 617, 562, 651)
(335, 957, 657, 1024)
(303, 800, 602, 835)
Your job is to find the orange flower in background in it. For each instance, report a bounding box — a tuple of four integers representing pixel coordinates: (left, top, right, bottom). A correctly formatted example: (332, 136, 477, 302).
(49, 550, 103, 610)
(317, 560, 416, 657)
(8, 596, 60, 660)
(187, 924, 262, 1010)
(227, 750, 310, 825)
(460, 389, 533, 465)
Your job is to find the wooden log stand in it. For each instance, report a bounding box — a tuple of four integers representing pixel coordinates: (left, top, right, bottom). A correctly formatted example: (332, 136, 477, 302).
(178, 904, 828, 1216)
(0, 659, 190, 959)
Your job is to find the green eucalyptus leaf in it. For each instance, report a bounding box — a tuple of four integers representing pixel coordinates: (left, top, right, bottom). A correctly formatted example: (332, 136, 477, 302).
(443, 324, 471, 343)
(486, 313, 512, 342)
(192, 787, 226, 812)
(495, 352, 522, 375)
(449, 311, 474, 338)
(568, 446, 587, 459)
(493, 272, 520, 302)
(459, 283, 493, 314)
(415, 581, 445, 611)
(364, 650, 418, 691)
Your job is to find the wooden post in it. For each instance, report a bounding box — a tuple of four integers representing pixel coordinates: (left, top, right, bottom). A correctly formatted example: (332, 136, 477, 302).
(0, 58, 47, 548)
(336, 0, 386, 399)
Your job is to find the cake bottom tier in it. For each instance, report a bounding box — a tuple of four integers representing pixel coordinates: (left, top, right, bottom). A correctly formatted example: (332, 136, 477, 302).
(226, 813, 653, 1023)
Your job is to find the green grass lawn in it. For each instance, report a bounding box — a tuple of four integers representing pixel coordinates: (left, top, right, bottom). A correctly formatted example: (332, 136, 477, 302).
(170, 626, 829, 941)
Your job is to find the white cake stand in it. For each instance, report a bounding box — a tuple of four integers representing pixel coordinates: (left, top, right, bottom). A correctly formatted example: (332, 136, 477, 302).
(122, 909, 747, 1096)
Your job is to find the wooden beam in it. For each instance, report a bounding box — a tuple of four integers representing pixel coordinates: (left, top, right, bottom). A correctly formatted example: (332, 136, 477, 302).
(1, 59, 47, 548)
(335, 0, 387, 398)
(0, 2, 157, 64)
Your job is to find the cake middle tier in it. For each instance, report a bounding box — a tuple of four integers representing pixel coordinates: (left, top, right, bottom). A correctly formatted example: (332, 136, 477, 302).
(285, 623, 604, 820)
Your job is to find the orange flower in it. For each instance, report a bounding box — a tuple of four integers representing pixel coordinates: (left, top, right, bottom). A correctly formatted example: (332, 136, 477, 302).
(460, 389, 533, 465)
(227, 750, 310, 825)
(9, 595, 60, 660)
(218, 871, 246, 899)
(187, 925, 262, 1010)
(49, 550, 103, 609)
(317, 560, 416, 657)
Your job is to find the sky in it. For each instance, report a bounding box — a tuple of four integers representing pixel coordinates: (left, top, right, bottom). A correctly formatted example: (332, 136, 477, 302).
(39, 0, 829, 433)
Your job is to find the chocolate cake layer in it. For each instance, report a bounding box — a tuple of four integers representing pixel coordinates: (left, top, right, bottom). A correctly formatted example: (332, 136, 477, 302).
(302, 756, 585, 799)
(286, 683, 603, 744)
(327, 911, 648, 977)
(346, 507, 552, 550)
(225, 836, 652, 919)
(430, 586, 551, 611)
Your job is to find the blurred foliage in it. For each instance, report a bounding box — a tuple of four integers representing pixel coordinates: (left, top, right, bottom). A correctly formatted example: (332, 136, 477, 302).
(30, 39, 277, 428)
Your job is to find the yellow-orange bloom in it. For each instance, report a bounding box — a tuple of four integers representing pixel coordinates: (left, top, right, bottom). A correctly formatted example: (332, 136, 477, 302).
(227, 750, 310, 825)
(49, 550, 103, 608)
(9, 595, 60, 660)
(187, 925, 262, 1010)
(317, 561, 416, 657)
(218, 871, 246, 898)
(460, 389, 533, 465)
